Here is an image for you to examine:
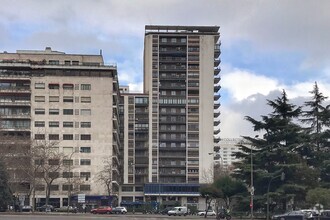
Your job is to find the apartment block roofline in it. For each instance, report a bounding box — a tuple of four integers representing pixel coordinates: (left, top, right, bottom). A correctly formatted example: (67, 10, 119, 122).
(145, 25, 220, 34)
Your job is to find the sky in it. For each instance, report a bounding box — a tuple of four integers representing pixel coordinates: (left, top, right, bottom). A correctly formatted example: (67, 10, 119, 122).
(1, 0, 330, 138)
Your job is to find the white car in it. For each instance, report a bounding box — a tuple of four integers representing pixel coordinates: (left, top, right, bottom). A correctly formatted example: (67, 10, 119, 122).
(198, 210, 216, 216)
(112, 206, 127, 214)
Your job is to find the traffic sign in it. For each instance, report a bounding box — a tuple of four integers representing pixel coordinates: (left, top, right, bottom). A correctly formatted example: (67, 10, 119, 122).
(78, 194, 85, 203)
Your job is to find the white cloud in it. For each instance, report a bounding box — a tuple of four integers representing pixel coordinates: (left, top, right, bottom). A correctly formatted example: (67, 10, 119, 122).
(222, 68, 280, 102)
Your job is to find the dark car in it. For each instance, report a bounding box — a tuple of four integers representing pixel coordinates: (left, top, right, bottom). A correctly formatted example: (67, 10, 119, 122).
(36, 204, 54, 212)
(90, 206, 112, 214)
(160, 207, 174, 215)
(21, 205, 33, 212)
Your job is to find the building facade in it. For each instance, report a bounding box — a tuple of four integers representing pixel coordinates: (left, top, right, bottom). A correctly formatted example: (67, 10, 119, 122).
(0, 47, 121, 208)
(119, 25, 221, 209)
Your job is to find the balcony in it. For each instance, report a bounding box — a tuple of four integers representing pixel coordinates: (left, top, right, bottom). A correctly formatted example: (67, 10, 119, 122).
(159, 57, 187, 62)
(214, 85, 221, 93)
(214, 111, 220, 118)
(214, 76, 221, 84)
(214, 44, 221, 57)
(0, 87, 30, 94)
(214, 102, 221, 109)
(214, 120, 220, 126)
(1, 113, 30, 119)
(159, 65, 186, 72)
(214, 67, 221, 75)
(214, 128, 220, 135)
(214, 146, 220, 152)
(0, 101, 31, 106)
(214, 94, 220, 101)
(214, 58, 221, 66)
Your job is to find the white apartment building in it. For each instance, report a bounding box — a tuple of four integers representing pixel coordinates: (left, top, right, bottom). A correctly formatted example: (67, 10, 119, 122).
(0, 47, 121, 208)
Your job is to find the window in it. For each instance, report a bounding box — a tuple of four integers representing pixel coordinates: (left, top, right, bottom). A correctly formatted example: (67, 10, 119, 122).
(48, 121, 59, 127)
(49, 96, 59, 102)
(36, 185, 45, 191)
(48, 84, 59, 89)
(81, 96, 91, 103)
(80, 172, 91, 179)
(49, 109, 59, 115)
(64, 60, 71, 65)
(50, 185, 59, 191)
(35, 134, 45, 140)
(72, 61, 79, 66)
(63, 134, 73, 140)
(63, 84, 74, 90)
(62, 172, 73, 178)
(63, 121, 74, 127)
(80, 159, 91, 165)
(80, 147, 91, 153)
(49, 134, 59, 140)
(35, 121, 45, 127)
(122, 186, 134, 192)
(80, 185, 91, 191)
(63, 96, 74, 102)
(49, 60, 59, 65)
(80, 134, 91, 140)
(35, 108, 45, 115)
(63, 160, 73, 166)
(35, 96, 45, 102)
(62, 184, 73, 191)
(63, 109, 74, 115)
(35, 83, 45, 89)
(80, 122, 91, 128)
(81, 84, 91, 90)
(48, 159, 60, 165)
(80, 109, 91, 115)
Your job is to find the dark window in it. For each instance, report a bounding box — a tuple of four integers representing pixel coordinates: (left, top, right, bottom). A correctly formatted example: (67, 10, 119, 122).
(80, 172, 91, 179)
(80, 185, 91, 191)
(63, 109, 74, 115)
(63, 134, 73, 140)
(49, 84, 60, 89)
(80, 134, 91, 140)
(63, 160, 73, 166)
(62, 172, 73, 178)
(49, 96, 59, 102)
(35, 134, 45, 140)
(49, 121, 59, 127)
(49, 109, 59, 115)
(62, 184, 73, 191)
(35, 108, 45, 115)
(80, 147, 91, 153)
(63, 121, 74, 127)
(49, 134, 59, 140)
(80, 159, 91, 165)
(81, 84, 91, 90)
(48, 159, 60, 165)
(63, 84, 74, 90)
(80, 122, 91, 128)
(63, 96, 74, 102)
(50, 185, 59, 191)
(48, 172, 59, 178)
(35, 121, 45, 127)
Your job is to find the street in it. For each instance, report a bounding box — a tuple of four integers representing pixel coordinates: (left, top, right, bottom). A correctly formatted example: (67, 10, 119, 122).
(0, 213, 219, 220)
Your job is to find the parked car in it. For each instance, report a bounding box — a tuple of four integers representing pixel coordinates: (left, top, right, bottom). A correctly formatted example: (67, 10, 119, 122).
(272, 211, 311, 220)
(112, 206, 127, 214)
(198, 210, 216, 216)
(21, 205, 33, 212)
(168, 206, 189, 216)
(160, 207, 174, 215)
(36, 204, 54, 212)
(90, 206, 112, 214)
(54, 206, 77, 213)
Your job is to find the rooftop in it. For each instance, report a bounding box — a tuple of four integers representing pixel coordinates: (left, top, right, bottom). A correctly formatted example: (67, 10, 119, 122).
(145, 25, 220, 34)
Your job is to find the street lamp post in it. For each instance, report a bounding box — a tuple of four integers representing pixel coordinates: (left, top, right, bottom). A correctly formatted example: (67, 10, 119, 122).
(266, 172, 285, 220)
(250, 135, 258, 220)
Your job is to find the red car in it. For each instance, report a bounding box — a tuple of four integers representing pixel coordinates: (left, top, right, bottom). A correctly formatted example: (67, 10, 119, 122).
(90, 206, 112, 214)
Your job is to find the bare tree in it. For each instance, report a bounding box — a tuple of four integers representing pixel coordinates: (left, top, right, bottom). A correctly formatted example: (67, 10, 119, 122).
(96, 157, 113, 206)
(31, 139, 64, 205)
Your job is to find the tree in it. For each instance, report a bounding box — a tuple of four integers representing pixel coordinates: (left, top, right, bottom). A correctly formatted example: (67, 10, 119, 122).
(213, 175, 246, 210)
(31, 139, 63, 205)
(96, 157, 114, 206)
(0, 159, 12, 209)
(233, 90, 317, 212)
(200, 183, 222, 218)
(306, 187, 330, 209)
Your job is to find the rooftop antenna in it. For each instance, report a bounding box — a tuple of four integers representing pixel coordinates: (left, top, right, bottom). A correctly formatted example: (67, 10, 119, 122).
(100, 49, 102, 55)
